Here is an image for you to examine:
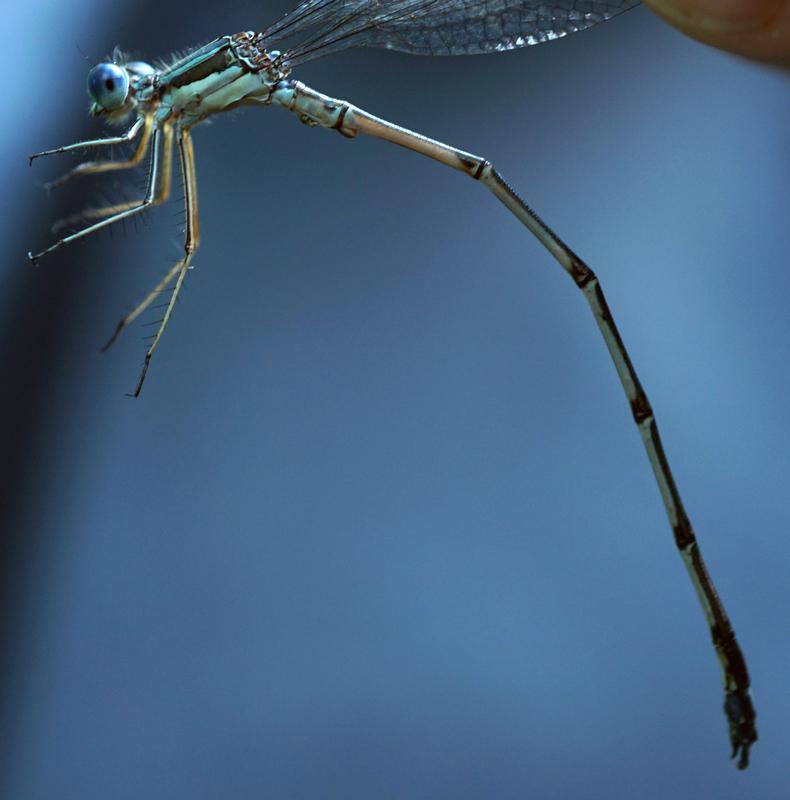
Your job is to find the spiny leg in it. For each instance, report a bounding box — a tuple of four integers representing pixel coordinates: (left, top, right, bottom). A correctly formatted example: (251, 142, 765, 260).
(52, 123, 174, 234)
(131, 127, 200, 397)
(44, 115, 154, 191)
(29, 116, 145, 166)
(101, 259, 182, 352)
(278, 84, 757, 768)
(29, 126, 162, 264)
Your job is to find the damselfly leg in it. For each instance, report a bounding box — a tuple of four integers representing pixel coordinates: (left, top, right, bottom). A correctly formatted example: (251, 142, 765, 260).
(126, 127, 200, 397)
(28, 125, 163, 264)
(52, 122, 172, 234)
(44, 115, 154, 192)
(28, 117, 185, 393)
(28, 115, 145, 167)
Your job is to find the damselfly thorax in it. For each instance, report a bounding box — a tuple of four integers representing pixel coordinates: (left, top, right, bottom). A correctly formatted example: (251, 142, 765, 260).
(145, 33, 287, 123)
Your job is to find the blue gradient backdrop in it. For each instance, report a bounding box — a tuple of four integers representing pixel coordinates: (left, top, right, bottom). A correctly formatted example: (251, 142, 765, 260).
(2, 1, 789, 797)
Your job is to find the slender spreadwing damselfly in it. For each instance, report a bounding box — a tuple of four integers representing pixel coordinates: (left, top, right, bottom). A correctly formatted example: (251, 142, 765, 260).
(28, 0, 757, 768)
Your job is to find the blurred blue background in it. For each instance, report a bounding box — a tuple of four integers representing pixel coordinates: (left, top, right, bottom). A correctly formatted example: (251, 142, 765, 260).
(2, 1, 789, 797)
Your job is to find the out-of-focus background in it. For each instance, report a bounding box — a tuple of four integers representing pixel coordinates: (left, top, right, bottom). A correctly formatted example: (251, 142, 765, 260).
(2, 1, 788, 797)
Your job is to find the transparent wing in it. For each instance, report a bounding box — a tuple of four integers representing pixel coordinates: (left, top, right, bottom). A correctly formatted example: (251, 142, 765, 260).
(263, 0, 640, 64)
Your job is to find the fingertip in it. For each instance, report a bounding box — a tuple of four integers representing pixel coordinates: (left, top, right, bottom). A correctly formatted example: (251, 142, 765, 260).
(644, 0, 790, 64)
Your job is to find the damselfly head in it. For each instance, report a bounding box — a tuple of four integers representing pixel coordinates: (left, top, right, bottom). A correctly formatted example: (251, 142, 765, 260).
(87, 59, 157, 120)
(87, 62, 130, 116)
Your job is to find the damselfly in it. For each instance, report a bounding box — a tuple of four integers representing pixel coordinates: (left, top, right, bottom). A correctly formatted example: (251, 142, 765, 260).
(28, 0, 757, 767)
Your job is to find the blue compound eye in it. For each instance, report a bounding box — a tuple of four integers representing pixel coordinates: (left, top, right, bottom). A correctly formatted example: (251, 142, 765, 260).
(87, 62, 129, 110)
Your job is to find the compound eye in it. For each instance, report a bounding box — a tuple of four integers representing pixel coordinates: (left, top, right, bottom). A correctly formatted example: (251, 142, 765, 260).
(87, 62, 129, 110)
